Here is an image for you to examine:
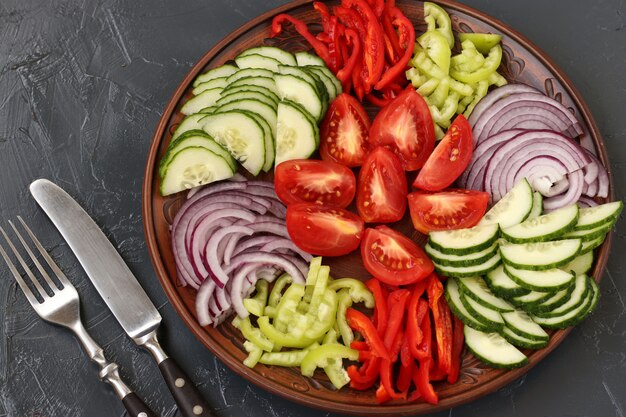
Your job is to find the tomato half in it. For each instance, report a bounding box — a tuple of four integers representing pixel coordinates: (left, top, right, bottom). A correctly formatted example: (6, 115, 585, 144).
(320, 93, 372, 167)
(407, 189, 490, 234)
(274, 159, 356, 208)
(369, 88, 435, 171)
(360, 226, 434, 285)
(356, 146, 407, 223)
(413, 114, 473, 191)
(286, 203, 365, 256)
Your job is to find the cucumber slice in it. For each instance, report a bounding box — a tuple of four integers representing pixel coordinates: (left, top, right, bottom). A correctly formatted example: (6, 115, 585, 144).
(501, 204, 579, 243)
(523, 284, 576, 314)
(428, 223, 499, 255)
(445, 278, 497, 332)
(479, 179, 533, 228)
(275, 100, 319, 166)
(275, 73, 324, 122)
(532, 277, 597, 329)
(171, 113, 209, 141)
(216, 99, 277, 137)
(296, 51, 326, 67)
(199, 106, 216, 114)
(193, 64, 238, 87)
(499, 239, 582, 271)
(460, 292, 505, 329)
(500, 326, 548, 349)
(575, 201, 623, 230)
(160, 147, 234, 196)
(308, 65, 342, 95)
(527, 192, 544, 219)
(235, 54, 281, 72)
(485, 265, 530, 298)
(560, 251, 594, 275)
(425, 242, 497, 267)
(181, 88, 223, 115)
(231, 109, 274, 172)
(503, 264, 574, 291)
(531, 274, 589, 319)
(434, 252, 501, 278)
(221, 85, 280, 104)
(216, 91, 277, 109)
(580, 235, 606, 254)
(511, 289, 555, 307)
(193, 77, 228, 95)
(238, 46, 297, 66)
(501, 310, 549, 341)
(226, 68, 275, 84)
(456, 276, 514, 312)
(159, 130, 236, 178)
(464, 326, 528, 369)
(229, 76, 278, 96)
(563, 222, 612, 242)
(202, 110, 266, 175)
(303, 66, 337, 101)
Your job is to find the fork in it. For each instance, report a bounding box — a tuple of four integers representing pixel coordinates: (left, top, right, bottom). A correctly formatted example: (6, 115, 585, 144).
(0, 217, 156, 417)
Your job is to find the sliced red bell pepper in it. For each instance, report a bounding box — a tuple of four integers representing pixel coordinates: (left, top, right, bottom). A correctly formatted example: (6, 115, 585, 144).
(347, 356, 380, 390)
(365, 278, 388, 335)
(336, 28, 360, 93)
(367, 0, 385, 18)
(381, 9, 402, 61)
(414, 306, 432, 362)
(407, 281, 429, 360)
(383, 289, 410, 349)
(448, 315, 465, 384)
(413, 357, 439, 405)
(313, 1, 332, 32)
(400, 335, 412, 368)
(374, 7, 415, 90)
(271, 14, 330, 63)
(346, 308, 390, 360)
(375, 384, 392, 403)
(427, 274, 453, 376)
(397, 359, 414, 393)
(350, 340, 369, 351)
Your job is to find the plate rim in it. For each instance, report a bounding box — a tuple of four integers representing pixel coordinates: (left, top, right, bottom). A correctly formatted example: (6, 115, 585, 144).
(142, 0, 615, 415)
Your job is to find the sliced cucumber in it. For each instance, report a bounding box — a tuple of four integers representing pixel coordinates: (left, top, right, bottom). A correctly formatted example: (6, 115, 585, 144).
(216, 90, 277, 109)
(193, 64, 238, 87)
(160, 147, 234, 196)
(428, 223, 499, 255)
(527, 191, 544, 219)
(523, 284, 575, 314)
(501, 310, 549, 341)
(193, 77, 228, 95)
(563, 222, 612, 242)
(460, 293, 505, 329)
(309, 65, 342, 95)
(499, 239, 582, 271)
(296, 51, 326, 67)
(445, 278, 497, 332)
(503, 264, 574, 291)
(456, 276, 514, 312)
(199, 106, 216, 114)
(304, 66, 338, 101)
(510, 289, 555, 307)
(236, 110, 274, 173)
(226, 68, 275, 84)
(181, 88, 223, 115)
(171, 113, 209, 141)
(580, 235, 606, 254)
(159, 130, 236, 178)
(235, 54, 281, 72)
(216, 98, 277, 137)
(425, 242, 497, 267)
(500, 326, 548, 349)
(531, 274, 589, 318)
(479, 179, 533, 228)
(229, 76, 278, 96)
(221, 85, 280, 104)
(485, 265, 530, 298)
(501, 204, 579, 243)
(532, 277, 597, 329)
(561, 251, 594, 275)
(464, 326, 528, 369)
(202, 110, 266, 175)
(238, 46, 297, 66)
(434, 252, 501, 278)
(575, 201, 623, 230)
(274, 100, 319, 166)
(275, 73, 324, 122)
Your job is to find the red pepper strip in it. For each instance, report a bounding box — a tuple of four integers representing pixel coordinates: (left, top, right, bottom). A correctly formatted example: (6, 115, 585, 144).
(365, 93, 390, 107)
(429, 364, 448, 381)
(313, 1, 332, 32)
(378, 328, 406, 402)
(375, 384, 392, 404)
(381, 9, 402, 61)
(271, 14, 330, 63)
(400, 335, 412, 368)
(317, 32, 332, 43)
(373, 7, 415, 90)
(367, 0, 385, 17)
(397, 359, 414, 393)
(414, 306, 432, 362)
(406, 280, 429, 360)
(365, 279, 388, 335)
(427, 275, 453, 376)
(382, 32, 398, 64)
(337, 28, 360, 93)
(346, 308, 390, 360)
(448, 315, 465, 384)
(348, 356, 380, 389)
(342, 0, 385, 92)
(413, 358, 439, 405)
(350, 340, 369, 351)
(379, 290, 410, 400)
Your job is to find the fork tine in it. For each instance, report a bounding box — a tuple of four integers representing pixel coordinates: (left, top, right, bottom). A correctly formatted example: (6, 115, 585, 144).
(0, 226, 48, 301)
(16, 216, 72, 288)
(9, 219, 61, 292)
(0, 241, 40, 306)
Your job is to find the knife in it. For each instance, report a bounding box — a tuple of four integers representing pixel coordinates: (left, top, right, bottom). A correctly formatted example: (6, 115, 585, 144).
(29, 179, 216, 417)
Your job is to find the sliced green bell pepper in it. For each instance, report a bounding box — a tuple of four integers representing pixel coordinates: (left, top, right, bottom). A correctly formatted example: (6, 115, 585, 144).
(243, 279, 269, 317)
(418, 30, 451, 73)
(259, 342, 320, 367)
(300, 343, 359, 377)
(424, 2, 454, 48)
(243, 341, 263, 368)
(459, 32, 503, 54)
(233, 316, 274, 352)
(336, 290, 355, 346)
(327, 278, 375, 309)
(324, 357, 351, 389)
(257, 316, 317, 348)
(273, 283, 305, 332)
(450, 44, 503, 84)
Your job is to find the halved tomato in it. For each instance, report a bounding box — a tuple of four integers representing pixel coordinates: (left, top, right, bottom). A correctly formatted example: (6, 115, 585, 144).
(356, 146, 407, 223)
(369, 88, 435, 171)
(407, 189, 490, 234)
(274, 159, 356, 208)
(360, 226, 434, 285)
(413, 114, 473, 191)
(320, 93, 372, 167)
(286, 203, 364, 257)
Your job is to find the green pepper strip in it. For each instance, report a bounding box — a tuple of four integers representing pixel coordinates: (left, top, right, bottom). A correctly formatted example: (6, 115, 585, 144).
(304, 289, 338, 340)
(323, 328, 339, 345)
(300, 343, 359, 377)
(307, 265, 330, 316)
(462, 80, 488, 118)
(424, 2, 454, 48)
(258, 342, 320, 367)
(243, 341, 263, 368)
(265, 273, 293, 318)
(233, 316, 274, 352)
(335, 290, 355, 346)
(243, 280, 269, 317)
(450, 44, 503, 84)
(257, 316, 316, 348)
(303, 256, 322, 303)
(327, 278, 375, 308)
(324, 357, 351, 389)
(273, 283, 305, 332)
(458, 32, 502, 54)
(427, 76, 450, 108)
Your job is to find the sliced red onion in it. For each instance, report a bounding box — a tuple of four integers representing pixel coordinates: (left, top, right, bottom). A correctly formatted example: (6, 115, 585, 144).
(583, 177, 598, 197)
(261, 238, 314, 262)
(504, 154, 568, 198)
(228, 235, 281, 260)
(175, 182, 247, 229)
(196, 279, 216, 326)
(205, 224, 255, 286)
(468, 83, 541, 126)
(231, 263, 263, 318)
(543, 170, 584, 211)
(229, 173, 248, 182)
(187, 186, 202, 200)
(577, 196, 599, 208)
(585, 151, 609, 198)
(226, 252, 306, 284)
(533, 176, 569, 197)
(578, 132, 597, 156)
(255, 267, 280, 281)
(248, 221, 290, 238)
(268, 201, 287, 218)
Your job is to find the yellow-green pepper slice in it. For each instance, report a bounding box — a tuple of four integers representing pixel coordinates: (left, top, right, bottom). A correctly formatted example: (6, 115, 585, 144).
(459, 32, 503, 54)
(451, 44, 503, 84)
(243, 279, 269, 317)
(424, 2, 454, 48)
(243, 341, 263, 368)
(257, 316, 317, 348)
(300, 344, 359, 377)
(418, 30, 451, 73)
(258, 342, 320, 367)
(233, 316, 274, 352)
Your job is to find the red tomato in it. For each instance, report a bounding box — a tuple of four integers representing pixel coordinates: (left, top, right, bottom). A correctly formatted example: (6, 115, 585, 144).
(356, 147, 407, 223)
(369, 88, 435, 171)
(274, 159, 356, 208)
(360, 226, 434, 285)
(286, 203, 365, 256)
(407, 189, 490, 234)
(320, 93, 372, 167)
(413, 114, 473, 191)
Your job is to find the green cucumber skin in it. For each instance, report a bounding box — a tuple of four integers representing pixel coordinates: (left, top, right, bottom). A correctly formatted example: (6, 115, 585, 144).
(428, 230, 500, 255)
(425, 243, 498, 267)
(575, 201, 623, 231)
(445, 286, 498, 333)
(503, 266, 574, 292)
(459, 292, 504, 329)
(486, 283, 530, 299)
(564, 223, 613, 242)
(465, 342, 528, 369)
(580, 235, 606, 254)
(509, 291, 555, 308)
(531, 279, 590, 319)
(434, 254, 502, 278)
(501, 312, 549, 342)
(500, 246, 581, 271)
(500, 327, 549, 350)
(456, 277, 514, 313)
(519, 285, 576, 314)
(501, 209, 579, 244)
(532, 279, 597, 329)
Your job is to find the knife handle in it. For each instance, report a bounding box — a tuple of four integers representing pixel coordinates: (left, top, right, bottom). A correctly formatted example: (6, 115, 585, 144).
(122, 393, 157, 417)
(158, 357, 217, 417)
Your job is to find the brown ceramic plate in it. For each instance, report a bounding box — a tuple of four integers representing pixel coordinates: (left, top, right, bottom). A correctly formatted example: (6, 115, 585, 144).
(142, 0, 614, 415)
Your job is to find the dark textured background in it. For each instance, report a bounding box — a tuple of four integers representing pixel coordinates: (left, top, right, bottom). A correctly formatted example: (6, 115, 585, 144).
(0, 0, 624, 416)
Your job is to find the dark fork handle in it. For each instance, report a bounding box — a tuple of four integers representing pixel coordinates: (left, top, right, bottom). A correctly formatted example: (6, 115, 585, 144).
(122, 393, 157, 417)
(158, 358, 217, 417)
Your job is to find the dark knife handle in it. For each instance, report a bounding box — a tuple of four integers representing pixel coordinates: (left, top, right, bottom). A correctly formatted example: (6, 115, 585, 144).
(159, 358, 217, 417)
(122, 392, 157, 417)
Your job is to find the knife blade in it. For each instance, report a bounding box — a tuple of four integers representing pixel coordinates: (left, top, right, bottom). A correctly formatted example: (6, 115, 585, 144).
(30, 178, 215, 417)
